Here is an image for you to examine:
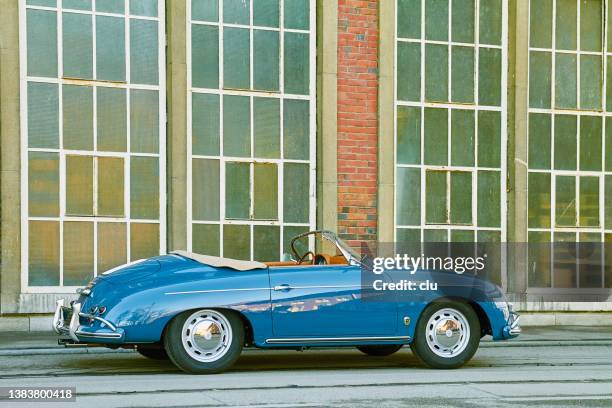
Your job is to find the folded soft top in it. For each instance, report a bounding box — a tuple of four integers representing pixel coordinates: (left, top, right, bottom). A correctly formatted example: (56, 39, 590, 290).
(170, 250, 267, 271)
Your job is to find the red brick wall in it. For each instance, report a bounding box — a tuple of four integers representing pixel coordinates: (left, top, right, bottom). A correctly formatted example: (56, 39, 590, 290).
(337, 0, 379, 247)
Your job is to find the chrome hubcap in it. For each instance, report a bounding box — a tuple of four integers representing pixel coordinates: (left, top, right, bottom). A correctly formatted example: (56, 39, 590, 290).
(182, 310, 232, 362)
(425, 308, 470, 358)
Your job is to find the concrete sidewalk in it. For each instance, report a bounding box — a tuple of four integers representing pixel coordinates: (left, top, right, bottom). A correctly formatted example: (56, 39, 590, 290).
(1, 326, 611, 356)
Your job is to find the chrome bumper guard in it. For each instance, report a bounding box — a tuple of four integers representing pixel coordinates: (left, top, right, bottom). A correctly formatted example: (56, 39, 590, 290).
(52, 299, 122, 342)
(502, 310, 521, 338)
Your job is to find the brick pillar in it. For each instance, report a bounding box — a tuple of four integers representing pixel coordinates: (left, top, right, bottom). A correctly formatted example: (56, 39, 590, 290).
(337, 0, 379, 247)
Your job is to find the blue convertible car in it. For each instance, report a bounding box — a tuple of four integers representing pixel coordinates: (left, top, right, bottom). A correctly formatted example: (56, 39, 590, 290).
(53, 230, 520, 374)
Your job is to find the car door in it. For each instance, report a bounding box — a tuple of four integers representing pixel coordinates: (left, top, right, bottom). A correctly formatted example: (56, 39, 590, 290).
(269, 264, 397, 338)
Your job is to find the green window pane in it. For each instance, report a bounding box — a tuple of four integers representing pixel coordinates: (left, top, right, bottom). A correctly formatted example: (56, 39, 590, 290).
(528, 231, 551, 287)
(223, 225, 251, 260)
(478, 48, 501, 106)
(284, 163, 309, 223)
(424, 229, 448, 242)
(254, 0, 279, 27)
(254, 30, 279, 91)
(579, 176, 599, 227)
(396, 167, 420, 226)
(192, 0, 219, 21)
(397, 42, 420, 102)
(98, 157, 124, 217)
(130, 223, 159, 261)
(130, 89, 159, 153)
(607, 57, 612, 111)
(224, 0, 250, 24)
(64, 0, 91, 10)
(529, 51, 552, 108)
(478, 230, 500, 243)
(254, 226, 280, 261)
(96, 0, 124, 13)
(452, 0, 474, 43)
(66, 155, 93, 216)
(530, 0, 552, 48)
(553, 232, 577, 288)
(580, 55, 602, 110)
(283, 225, 309, 255)
(477, 171, 500, 227)
(607, 118, 612, 172)
(224, 28, 250, 90)
(97, 87, 127, 152)
(29, 221, 60, 286)
(130, 157, 159, 219)
(397, 228, 421, 243)
(63, 85, 93, 150)
(528, 172, 551, 228)
(63, 12, 93, 79)
(578, 232, 602, 288)
(26, 9, 57, 78)
(451, 110, 474, 166)
(96, 16, 125, 82)
(606, 176, 612, 229)
(28, 152, 59, 217)
(254, 163, 278, 220)
(424, 108, 447, 165)
(98, 223, 127, 274)
(397, 0, 420, 39)
(451, 46, 474, 103)
(225, 162, 250, 219)
(192, 25, 219, 88)
(556, 0, 577, 50)
(528, 113, 551, 169)
(63, 221, 94, 286)
(451, 230, 474, 243)
(425, 0, 448, 41)
(556, 175, 576, 227)
(28, 82, 59, 148)
(27, 0, 56, 5)
(450, 172, 472, 224)
(130, 0, 157, 17)
(397, 106, 421, 165)
(192, 93, 220, 156)
(193, 159, 220, 221)
(580, 116, 602, 171)
(284, 0, 309, 29)
(193, 224, 220, 256)
(554, 114, 577, 170)
(425, 171, 447, 224)
(284, 32, 310, 95)
(254, 97, 280, 159)
(479, 0, 502, 45)
(283, 99, 309, 160)
(223, 95, 251, 157)
(555, 53, 577, 109)
(425, 44, 448, 102)
(130, 19, 159, 85)
(580, 0, 602, 51)
(477, 111, 501, 167)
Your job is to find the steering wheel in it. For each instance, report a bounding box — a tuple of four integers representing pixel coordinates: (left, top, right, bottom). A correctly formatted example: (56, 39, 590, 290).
(297, 251, 315, 265)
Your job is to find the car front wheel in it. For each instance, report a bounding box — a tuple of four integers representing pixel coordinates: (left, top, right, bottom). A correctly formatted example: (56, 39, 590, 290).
(410, 302, 480, 369)
(164, 309, 244, 374)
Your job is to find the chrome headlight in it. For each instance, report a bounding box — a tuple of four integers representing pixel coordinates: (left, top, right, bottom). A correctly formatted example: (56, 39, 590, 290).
(494, 301, 510, 321)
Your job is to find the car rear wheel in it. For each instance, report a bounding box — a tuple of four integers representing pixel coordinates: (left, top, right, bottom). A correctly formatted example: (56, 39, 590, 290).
(164, 309, 244, 374)
(356, 345, 403, 356)
(137, 345, 169, 360)
(410, 302, 480, 369)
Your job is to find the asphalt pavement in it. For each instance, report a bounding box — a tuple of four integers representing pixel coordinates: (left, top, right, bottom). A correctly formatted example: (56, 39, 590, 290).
(0, 326, 611, 407)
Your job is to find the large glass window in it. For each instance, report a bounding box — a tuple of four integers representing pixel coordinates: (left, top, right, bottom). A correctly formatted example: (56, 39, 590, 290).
(527, 0, 610, 288)
(394, 0, 506, 249)
(22, 0, 165, 289)
(188, 0, 315, 261)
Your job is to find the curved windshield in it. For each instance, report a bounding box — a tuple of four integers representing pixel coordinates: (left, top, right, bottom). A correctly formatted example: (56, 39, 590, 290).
(287, 230, 361, 265)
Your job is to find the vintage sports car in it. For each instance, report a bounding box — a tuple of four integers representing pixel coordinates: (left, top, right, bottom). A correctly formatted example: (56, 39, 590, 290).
(53, 230, 520, 374)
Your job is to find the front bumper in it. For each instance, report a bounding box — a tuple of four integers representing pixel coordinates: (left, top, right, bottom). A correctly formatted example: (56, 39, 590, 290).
(502, 310, 521, 338)
(52, 299, 124, 342)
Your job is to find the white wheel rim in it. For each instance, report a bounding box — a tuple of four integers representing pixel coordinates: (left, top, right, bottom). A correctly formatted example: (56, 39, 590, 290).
(181, 310, 232, 363)
(425, 308, 470, 358)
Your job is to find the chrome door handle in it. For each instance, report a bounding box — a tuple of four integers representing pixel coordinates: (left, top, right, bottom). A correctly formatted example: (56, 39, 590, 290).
(273, 284, 292, 291)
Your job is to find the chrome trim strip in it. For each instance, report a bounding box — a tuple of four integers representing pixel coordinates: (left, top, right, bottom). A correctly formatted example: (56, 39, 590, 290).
(265, 336, 410, 344)
(165, 287, 270, 295)
(74, 330, 122, 339)
(78, 313, 118, 332)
